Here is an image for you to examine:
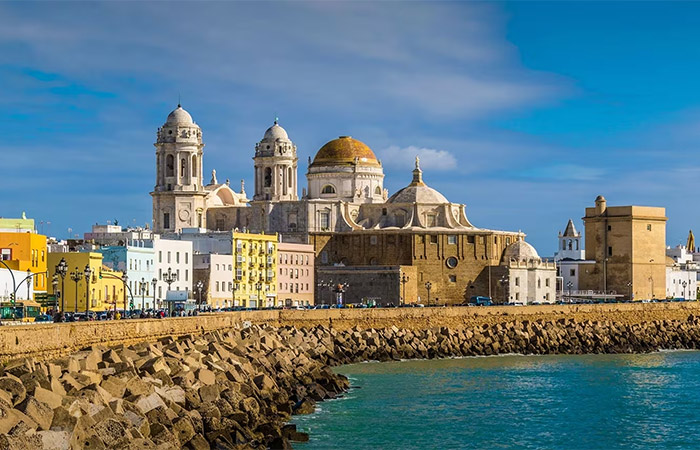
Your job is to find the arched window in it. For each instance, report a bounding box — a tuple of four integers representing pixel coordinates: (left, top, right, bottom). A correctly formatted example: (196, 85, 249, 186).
(166, 155, 174, 177)
(321, 185, 336, 194)
(181, 158, 187, 177)
(264, 168, 272, 187)
(191, 155, 197, 178)
(562, 241, 566, 250)
(288, 167, 293, 188)
(575, 240, 579, 251)
(568, 239, 572, 251)
(375, 186, 381, 195)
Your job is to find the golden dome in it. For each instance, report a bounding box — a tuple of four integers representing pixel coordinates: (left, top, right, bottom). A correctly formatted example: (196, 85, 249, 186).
(311, 136, 380, 167)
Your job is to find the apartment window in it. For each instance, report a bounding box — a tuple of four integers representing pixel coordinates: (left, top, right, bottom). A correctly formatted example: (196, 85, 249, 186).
(608, 246, 613, 257)
(449, 275, 457, 283)
(228, 264, 231, 271)
(515, 277, 520, 287)
(159, 251, 162, 263)
(185, 270, 188, 281)
(236, 269, 242, 279)
(0, 249, 11, 261)
(185, 253, 189, 264)
(570, 269, 576, 276)
(228, 282, 232, 292)
(176, 252, 180, 264)
(538, 279, 541, 288)
(647, 224, 652, 231)
(216, 264, 219, 271)
(447, 236, 457, 245)
(215, 281, 219, 292)
(167, 251, 171, 264)
(545, 278, 550, 287)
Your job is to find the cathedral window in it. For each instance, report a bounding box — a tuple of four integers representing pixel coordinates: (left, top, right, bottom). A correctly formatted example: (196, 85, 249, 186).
(320, 212, 330, 230)
(321, 185, 336, 194)
(264, 168, 272, 187)
(181, 158, 186, 177)
(448, 236, 457, 245)
(288, 167, 293, 188)
(568, 240, 572, 250)
(449, 275, 457, 283)
(163, 213, 170, 230)
(166, 155, 174, 177)
(375, 186, 381, 195)
(192, 155, 197, 178)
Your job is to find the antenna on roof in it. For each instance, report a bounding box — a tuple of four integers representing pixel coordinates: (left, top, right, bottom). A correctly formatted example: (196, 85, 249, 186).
(178, 93, 181, 108)
(274, 112, 278, 124)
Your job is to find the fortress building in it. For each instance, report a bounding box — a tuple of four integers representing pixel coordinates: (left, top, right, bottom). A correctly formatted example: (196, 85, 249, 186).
(151, 105, 555, 305)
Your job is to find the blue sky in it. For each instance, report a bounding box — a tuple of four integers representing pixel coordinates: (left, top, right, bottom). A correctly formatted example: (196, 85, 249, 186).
(1, 1, 699, 255)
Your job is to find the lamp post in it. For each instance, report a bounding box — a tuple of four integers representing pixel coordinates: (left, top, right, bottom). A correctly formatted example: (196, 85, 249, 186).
(55, 257, 68, 313)
(626, 281, 633, 301)
(121, 274, 129, 318)
(256, 282, 262, 309)
(51, 275, 58, 315)
(25, 269, 31, 304)
(84, 264, 92, 316)
(400, 274, 409, 306)
(566, 281, 573, 303)
(162, 268, 177, 315)
(139, 278, 148, 312)
(151, 278, 157, 310)
(425, 281, 432, 306)
(196, 280, 204, 311)
(334, 282, 348, 306)
(70, 267, 83, 314)
(500, 276, 509, 305)
(682, 281, 688, 300)
(649, 259, 655, 299)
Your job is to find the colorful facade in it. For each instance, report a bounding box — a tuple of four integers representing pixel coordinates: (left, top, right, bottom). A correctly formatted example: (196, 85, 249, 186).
(47, 252, 124, 313)
(0, 228, 48, 301)
(232, 232, 278, 308)
(277, 242, 315, 306)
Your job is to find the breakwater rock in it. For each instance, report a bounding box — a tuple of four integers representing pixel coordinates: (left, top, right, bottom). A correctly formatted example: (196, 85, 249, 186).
(2, 315, 700, 449)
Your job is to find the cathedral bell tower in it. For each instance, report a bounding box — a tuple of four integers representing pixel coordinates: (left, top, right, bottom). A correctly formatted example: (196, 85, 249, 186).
(151, 104, 207, 233)
(253, 119, 298, 202)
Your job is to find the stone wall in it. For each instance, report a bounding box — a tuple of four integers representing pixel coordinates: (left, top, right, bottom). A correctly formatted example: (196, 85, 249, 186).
(3, 302, 700, 363)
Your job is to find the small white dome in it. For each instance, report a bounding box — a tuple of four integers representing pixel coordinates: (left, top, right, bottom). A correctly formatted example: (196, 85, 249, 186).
(263, 121, 289, 141)
(165, 105, 194, 125)
(503, 240, 541, 262)
(388, 185, 449, 204)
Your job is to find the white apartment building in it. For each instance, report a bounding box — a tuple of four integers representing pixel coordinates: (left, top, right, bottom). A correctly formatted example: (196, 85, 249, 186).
(667, 245, 698, 300)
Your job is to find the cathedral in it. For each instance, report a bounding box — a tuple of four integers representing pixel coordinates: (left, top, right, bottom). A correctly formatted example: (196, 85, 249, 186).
(151, 105, 556, 305)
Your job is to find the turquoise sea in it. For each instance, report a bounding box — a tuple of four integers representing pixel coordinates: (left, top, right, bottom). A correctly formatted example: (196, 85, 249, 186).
(292, 351, 700, 449)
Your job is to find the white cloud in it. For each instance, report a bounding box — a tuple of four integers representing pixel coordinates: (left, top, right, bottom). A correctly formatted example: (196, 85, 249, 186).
(379, 145, 458, 171)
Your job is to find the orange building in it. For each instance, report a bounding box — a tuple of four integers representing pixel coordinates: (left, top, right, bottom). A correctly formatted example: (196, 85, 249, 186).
(0, 222, 48, 301)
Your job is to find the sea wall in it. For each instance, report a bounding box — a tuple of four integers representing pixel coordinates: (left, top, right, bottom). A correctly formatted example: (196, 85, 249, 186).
(2, 302, 700, 362)
(2, 307, 700, 448)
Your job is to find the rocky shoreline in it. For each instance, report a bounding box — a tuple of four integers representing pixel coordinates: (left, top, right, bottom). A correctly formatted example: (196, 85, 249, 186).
(1, 315, 700, 449)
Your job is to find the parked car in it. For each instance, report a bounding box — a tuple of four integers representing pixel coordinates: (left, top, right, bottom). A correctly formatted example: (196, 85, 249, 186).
(34, 314, 53, 323)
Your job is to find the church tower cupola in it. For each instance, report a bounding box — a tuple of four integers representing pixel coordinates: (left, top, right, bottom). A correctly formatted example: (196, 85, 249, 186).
(151, 104, 207, 233)
(253, 118, 298, 202)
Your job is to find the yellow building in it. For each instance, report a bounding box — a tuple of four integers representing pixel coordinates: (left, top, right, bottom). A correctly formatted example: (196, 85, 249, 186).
(580, 195, 667, 300)
(47, 252, 125, 313)
(0, 225, 48, 302)
(232, 232, 278, 308)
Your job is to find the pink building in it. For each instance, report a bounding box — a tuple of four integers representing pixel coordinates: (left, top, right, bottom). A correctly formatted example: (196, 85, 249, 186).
(277, 242, 315, 306)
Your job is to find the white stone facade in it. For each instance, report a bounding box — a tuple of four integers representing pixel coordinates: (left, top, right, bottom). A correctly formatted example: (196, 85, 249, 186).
(554, 219, 585, 261)
(667, 245, 698, 300)
(152, 238, 193, 305)
(502, 240, 557, 304)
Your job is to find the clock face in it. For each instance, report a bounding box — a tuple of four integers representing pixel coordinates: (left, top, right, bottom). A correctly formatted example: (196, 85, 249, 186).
(178, 209, 191, 221)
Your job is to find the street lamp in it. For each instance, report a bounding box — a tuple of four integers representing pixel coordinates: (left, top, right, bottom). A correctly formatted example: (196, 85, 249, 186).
(425, 281, 432, 306)
(121, 273, 129, 317)
(196, 280, 204, 311)
(55, 257, 68, 313)
(162, 268, 177, 314)
(626, 281, 633, 301)
(334, 282, 349, 306)
(139, 278, 148, 312)
(682, 281, 688, 300)
(70, 267, 83, 314)
(151, 278, 158, 310)
(400, 274, 409, 306)
(51, 275, 58, 315)
(648, 276, 654, 300)
(256, 282, 262, 309)
(566, 281, 573, 302)
(84, 264, 93, 316)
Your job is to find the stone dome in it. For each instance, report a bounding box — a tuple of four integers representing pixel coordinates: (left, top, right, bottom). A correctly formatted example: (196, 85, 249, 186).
(503, 240, 541, 262)
(263, 120, 289, 141)
(165, 105, 195, 126)
(311, 136, 380, 167)
(388, 185, 449, 204)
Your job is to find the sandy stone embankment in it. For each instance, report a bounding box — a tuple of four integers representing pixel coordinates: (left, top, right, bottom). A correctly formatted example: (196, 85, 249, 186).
(1, 304, 700, 448)
(1, 302, 699, 362)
